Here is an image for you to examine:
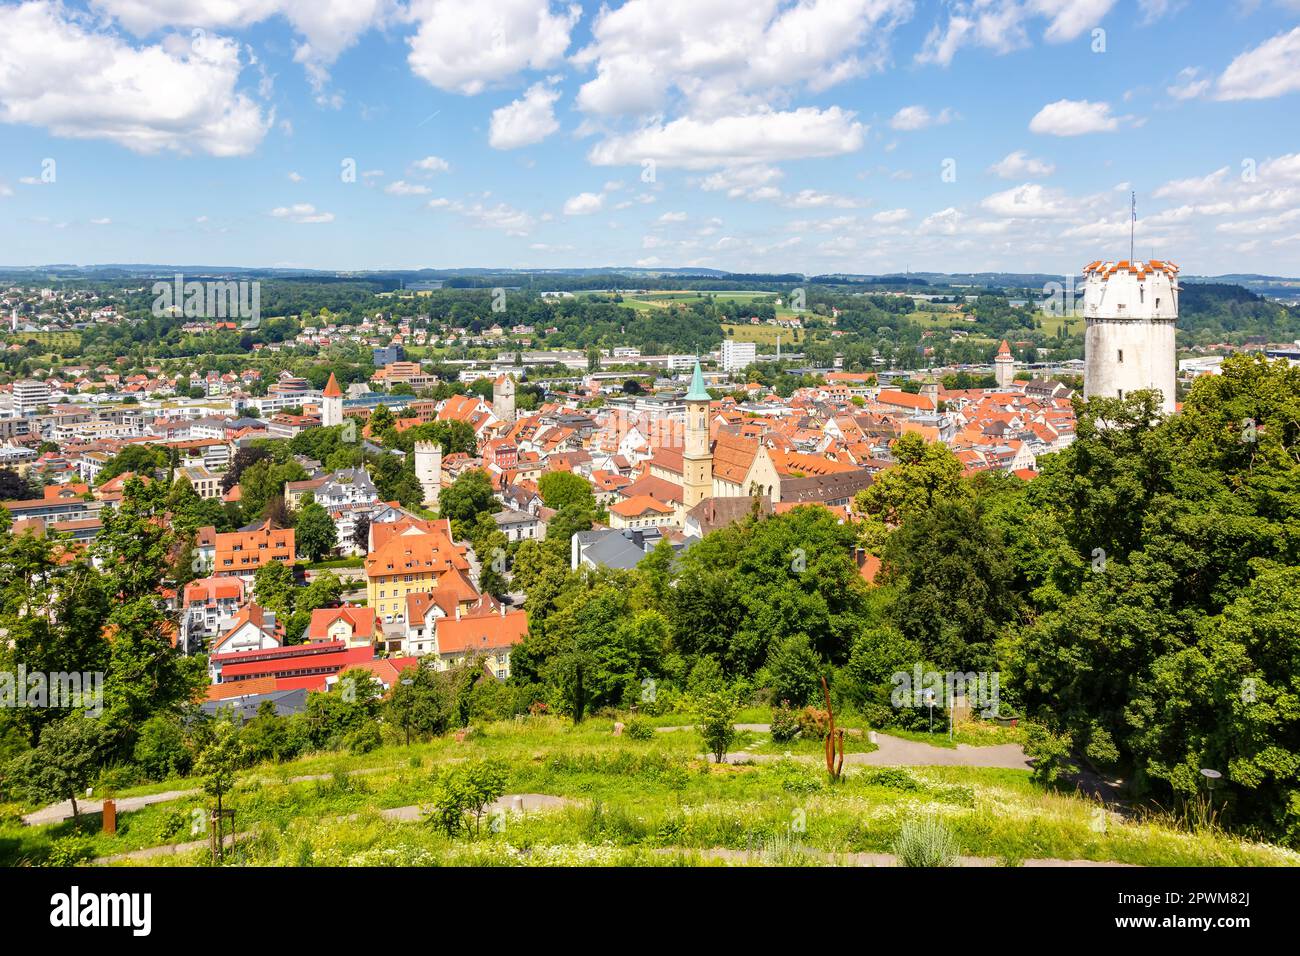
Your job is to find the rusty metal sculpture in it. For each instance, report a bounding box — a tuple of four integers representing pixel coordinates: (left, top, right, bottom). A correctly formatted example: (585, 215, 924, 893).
(822, 676, 845, 782)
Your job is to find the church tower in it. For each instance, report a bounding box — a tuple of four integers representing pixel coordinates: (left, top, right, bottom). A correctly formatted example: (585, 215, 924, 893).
(994, 340, 1015, 388)
(682, 361, 713, 509)
(322, 372, 343, 427)
(1082, 259, 1178, 416)
(493, 374, 516, 425)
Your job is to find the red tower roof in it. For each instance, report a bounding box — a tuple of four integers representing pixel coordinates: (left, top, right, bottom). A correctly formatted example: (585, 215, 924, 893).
(322, 372, 342, 398)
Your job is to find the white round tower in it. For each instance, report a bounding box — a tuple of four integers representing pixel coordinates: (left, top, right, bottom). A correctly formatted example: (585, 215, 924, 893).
(1082, 259, 1178, 416)
(413, 441, 442, 507)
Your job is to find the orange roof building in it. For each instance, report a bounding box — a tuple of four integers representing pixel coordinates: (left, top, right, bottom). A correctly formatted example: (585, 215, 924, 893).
(365, 517, 471, 621)
(213, 519, 296, 578)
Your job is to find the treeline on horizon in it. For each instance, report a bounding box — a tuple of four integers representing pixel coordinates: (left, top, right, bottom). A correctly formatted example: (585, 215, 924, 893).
(3, 276, 1297, 378)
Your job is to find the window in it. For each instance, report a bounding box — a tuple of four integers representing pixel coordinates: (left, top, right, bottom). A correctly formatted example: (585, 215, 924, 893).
(1117, 349, 1124, 363)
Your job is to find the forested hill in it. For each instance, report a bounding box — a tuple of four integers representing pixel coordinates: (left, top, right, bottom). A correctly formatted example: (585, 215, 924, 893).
(1179, 282, 1300, 342)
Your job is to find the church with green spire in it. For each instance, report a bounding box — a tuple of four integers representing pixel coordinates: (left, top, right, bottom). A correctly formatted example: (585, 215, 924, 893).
(682, 360, 713, 508)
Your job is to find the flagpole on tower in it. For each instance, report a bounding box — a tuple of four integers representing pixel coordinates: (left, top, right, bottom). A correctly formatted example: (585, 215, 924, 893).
(1130, 191, 1136, 263)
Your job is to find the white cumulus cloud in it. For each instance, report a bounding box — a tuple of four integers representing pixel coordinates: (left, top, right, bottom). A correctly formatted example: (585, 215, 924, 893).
(1029, 99, 1118, 136)
(489, 82, 561, 149)
(0, 1, 270, 156)
(407, 0, 579, 95)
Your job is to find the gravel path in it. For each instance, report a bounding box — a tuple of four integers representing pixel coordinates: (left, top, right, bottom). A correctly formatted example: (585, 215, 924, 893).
(667, 724, 1032, 771)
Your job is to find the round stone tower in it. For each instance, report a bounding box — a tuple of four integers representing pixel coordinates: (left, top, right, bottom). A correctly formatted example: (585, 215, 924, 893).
(413, 441, 442, 508)
(1082, 259, 1178, 416)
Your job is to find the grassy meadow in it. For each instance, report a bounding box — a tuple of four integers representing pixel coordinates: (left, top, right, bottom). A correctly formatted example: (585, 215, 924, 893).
(2, 714, 1294, 868)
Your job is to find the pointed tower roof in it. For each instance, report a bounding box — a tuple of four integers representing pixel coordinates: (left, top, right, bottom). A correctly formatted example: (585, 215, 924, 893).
(996, 340, 1012, 357)
(323, 372, 343, 397)
(684, 361, 710, 402)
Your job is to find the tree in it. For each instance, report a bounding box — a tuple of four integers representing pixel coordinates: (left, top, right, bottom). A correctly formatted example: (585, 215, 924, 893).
(766, 634, 823, 707)
(134, 714, 192, 779)
(368, 403, 395, 437)
(351, 512, 371, 552)
(194, 721, 245, 860)
(7, 715, 102, 821)
(222, 446, 270, 493)
(96, 445, 169, 485)
(295, 498, 338, 562)
(93, 476, 174, 601)
(698, 691, 737, 764)
(881, 499, 1015, 672)
(853, 432, 968, 533)
(438, 469, 499, 539)
(0, 469, 36, 501)
(253, 561, 296, 617)
(538, 472, 596, 512)
(427, 760, 508, 838)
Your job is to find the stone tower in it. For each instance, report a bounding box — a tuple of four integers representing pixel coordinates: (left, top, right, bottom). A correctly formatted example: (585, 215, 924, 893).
(414, 441, 442, 508)
(322, 372, 343, 428)
(994, 340, 1015, 388)
(681, 361, 713, 509)
(1082, 259, 1178, 416)
(493, 374, 516, 425)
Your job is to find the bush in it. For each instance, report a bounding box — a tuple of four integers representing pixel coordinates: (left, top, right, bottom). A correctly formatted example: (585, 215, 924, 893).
(95, 763, 145, 794)
(894, 813, 960, 867)
(1024, 723, 1075, 786)
(686, 657, 727, 698)
(766, 634, 822, 707)
(625, 718, 654, 741)
(133, 714, 192, 780)
(860, 767, 922, 791)
(44, 835, 95, 867)
(770, 703, 800, 743)
(697, 692, 737, 764)
(426, 760, 509, 838)
(797, 706, 830, 741)
(344, 722, 382, 755)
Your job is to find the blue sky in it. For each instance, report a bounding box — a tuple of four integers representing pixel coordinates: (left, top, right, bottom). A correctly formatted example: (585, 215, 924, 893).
(1, 0, 1299, 275)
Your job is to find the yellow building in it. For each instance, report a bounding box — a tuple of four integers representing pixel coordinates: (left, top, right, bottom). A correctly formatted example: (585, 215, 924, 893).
(364, 518, 472, 621)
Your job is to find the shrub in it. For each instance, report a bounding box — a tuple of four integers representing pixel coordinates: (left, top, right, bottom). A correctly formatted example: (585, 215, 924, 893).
(770, 758, 822, 794)
(894, 813, 960, 867)
(625, 718, 654, 741)
(344, 722, 382, 755)
(94, 763, 145, 794)
(1024, 723, 1075, 786)
(133, 714, 193, 780)
(770, 703, 800, 743)
(766, 634, 822, 707)
(697, 692, 737, 764)
(686, 657, 726, 698)
(44, 835, 94, 867)
(860, 767, 922, 791)
(426, 760, 509, 838)
(797, 706, 830, 741)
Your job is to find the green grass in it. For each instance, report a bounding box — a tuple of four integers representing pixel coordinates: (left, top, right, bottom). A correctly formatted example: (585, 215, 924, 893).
(5, 716, 1295, 868)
